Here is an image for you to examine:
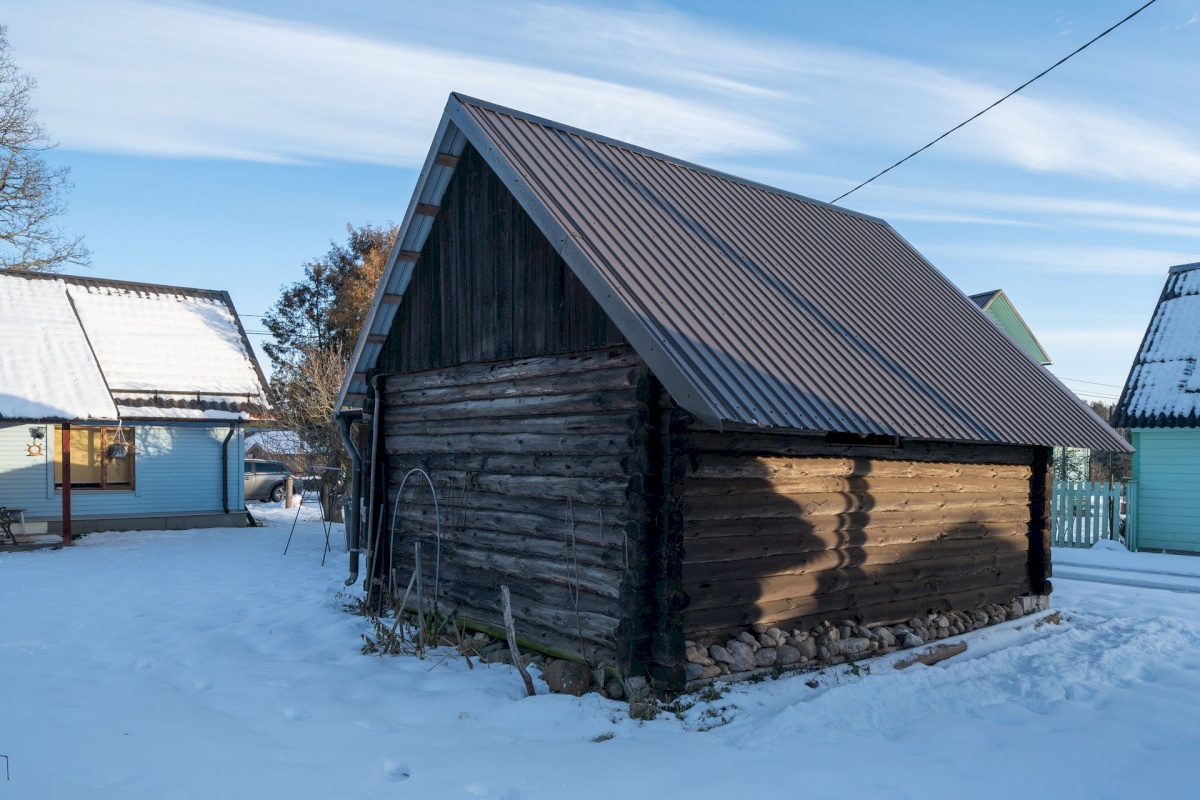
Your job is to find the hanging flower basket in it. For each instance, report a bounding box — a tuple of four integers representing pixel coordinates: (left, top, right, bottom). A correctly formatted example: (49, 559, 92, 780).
(107, 425, 131, 459)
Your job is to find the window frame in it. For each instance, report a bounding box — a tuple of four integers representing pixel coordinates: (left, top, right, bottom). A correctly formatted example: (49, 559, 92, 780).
(53, 425, 136, 492)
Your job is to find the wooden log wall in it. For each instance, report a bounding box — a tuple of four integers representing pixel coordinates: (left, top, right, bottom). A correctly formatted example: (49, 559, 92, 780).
(376, 144, 626, 376)
(382, 347, 654, 671)
(678, 425, 1039, 643)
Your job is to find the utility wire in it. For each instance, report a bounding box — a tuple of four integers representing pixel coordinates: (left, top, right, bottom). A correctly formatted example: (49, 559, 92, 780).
(830, 0, 1160, 204)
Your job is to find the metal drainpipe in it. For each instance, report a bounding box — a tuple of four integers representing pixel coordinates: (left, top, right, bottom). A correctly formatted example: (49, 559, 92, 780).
(221, 423, 235, 514)
(363, 376, 384, 592)
(337, 409, 363, 587)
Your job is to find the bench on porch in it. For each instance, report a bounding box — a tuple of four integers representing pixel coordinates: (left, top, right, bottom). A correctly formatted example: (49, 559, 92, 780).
(0, 507, 27, 545)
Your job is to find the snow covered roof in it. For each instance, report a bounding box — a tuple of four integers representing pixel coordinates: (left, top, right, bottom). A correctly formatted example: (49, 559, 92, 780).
(245, 430, 311, 455)
(0, 271, 270, 422)
(1114, 263, 1200, 429)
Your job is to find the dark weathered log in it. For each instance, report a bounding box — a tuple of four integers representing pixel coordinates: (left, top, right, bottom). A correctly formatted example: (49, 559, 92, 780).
(383, 410, 645, 437)
(685, 550, 1030, 610)
(402, 545, 623, 600)
(684, 490, 1031, 521)
(686, 454, 1032, 482)
(383, 347, 642, 393)
(387, 453, 632, 479)
(391, 503, 626, 549)
(393, 524, 624, 569)
(391, 470, 634, 506)
(391, 484, 628, 527)
(1027, 445, 1053, 594)
(684, 432, 1035, 465)
(385, 432, 639, 456)
(383, 389, 646, 423)
(416, 562, 625, 618)
(384, 366, 645, 406)
(682, 506, 1032, 540)
(683, 475, 1032, 497)
(684, 521, 1028, 564)
(683, 534, 1030, 584)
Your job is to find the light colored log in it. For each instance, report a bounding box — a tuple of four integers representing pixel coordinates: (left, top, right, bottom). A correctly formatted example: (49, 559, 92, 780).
(683, 475, 1031, 497)
(683, 520, 1029, 563)
(502, 586, 537, 697)
(683, 506, 1032, 539)
(683, 490, 1031, 521)
(683, 534, 1030, 583)
(894, 642, 968, 669)
(685, 551, 1029, 609)
(687, 455, 1031, 482)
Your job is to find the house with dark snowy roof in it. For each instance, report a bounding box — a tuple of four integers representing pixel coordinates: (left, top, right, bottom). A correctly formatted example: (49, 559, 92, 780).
(0, 270, 270, 543)
(1114, 261, 1200, 553)
(337, 94, 1129, 690)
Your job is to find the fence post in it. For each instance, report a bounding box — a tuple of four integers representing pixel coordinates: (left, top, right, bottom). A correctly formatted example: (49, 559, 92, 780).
(1126, 480, 1138, 551)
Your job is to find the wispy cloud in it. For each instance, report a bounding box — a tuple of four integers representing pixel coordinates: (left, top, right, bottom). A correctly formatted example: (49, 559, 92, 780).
(5, 0, 789, 165)
(927, 243, 1198, 276)
(7, 0, 1200, 192)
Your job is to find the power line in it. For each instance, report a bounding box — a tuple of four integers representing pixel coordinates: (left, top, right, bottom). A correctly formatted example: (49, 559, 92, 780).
(1059, 376, 1126, 389)
(830, 0, 1160, 204)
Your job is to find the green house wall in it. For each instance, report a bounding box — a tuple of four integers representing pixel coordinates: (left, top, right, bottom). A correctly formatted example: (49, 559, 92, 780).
(982, 294, 1051, 366)
(1131, 428, 1200, 553)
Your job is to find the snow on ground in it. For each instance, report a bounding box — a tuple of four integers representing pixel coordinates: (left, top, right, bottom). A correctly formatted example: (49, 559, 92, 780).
(3, 517, 1198, 799)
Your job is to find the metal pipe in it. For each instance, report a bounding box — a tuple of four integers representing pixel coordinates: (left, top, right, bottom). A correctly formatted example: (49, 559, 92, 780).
(61, 422, 72, 547)
(337, 409, 363, 587)
(221, 423, 235, 514)
(363, 378, 385, 592)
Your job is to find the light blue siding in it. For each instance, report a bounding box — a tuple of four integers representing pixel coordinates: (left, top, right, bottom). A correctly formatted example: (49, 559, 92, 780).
(1131, 428, 1200, 552)
(0, 422, 244, 521)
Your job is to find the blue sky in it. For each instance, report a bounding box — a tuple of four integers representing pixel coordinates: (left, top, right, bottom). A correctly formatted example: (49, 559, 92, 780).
(5, 0, 1199, 404)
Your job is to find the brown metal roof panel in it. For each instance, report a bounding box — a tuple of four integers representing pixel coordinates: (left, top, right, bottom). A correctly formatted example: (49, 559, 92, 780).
(434, 96, 1128, 452)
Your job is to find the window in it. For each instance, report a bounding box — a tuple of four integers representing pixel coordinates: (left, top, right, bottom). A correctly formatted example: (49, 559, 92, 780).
(53, 426, 135, 491)
(244, 462, 255, 474)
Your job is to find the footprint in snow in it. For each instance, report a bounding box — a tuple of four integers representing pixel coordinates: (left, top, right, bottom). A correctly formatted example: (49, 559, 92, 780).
(382, 759, 410, 782)
(466, 782, 522, 799)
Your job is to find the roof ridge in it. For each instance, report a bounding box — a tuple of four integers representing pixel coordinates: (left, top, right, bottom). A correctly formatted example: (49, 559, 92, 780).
(450, 92, 887, 226)
(1168, 261, 1200, 275)
(0, 269, 227, 300)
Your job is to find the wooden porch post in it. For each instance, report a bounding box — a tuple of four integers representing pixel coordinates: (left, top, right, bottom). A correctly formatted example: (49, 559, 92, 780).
(61, 422, 73, 546)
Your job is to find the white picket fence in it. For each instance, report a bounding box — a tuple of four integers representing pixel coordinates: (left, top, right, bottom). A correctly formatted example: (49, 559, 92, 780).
(1051, 480, 1125, 548)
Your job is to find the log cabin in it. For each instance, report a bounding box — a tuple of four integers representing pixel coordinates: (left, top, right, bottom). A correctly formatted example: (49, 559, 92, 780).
(336, 94, 1130, 690)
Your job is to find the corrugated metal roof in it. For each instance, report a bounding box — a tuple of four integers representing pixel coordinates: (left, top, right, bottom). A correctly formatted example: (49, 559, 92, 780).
(340, 94, 1128, 452)
(968, 288, 1052, 366)
(1113, 262, 1200, 429)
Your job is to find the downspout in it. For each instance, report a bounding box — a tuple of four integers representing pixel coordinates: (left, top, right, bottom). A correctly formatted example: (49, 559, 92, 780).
(337, 409, 363, 587)
(363, 377, 385, 593)
(221, 423, 235, 514)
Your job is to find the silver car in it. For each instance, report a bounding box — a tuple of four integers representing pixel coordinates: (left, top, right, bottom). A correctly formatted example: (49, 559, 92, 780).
(243, 459, 300, 503)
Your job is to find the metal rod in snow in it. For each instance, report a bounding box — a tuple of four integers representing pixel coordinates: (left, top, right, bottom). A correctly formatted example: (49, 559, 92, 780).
(501, 585, 536, 697)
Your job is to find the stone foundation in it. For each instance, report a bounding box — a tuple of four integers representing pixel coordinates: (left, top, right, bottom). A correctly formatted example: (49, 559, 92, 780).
(685, 594, 1051, 685)
(453, 594, 1051, 699)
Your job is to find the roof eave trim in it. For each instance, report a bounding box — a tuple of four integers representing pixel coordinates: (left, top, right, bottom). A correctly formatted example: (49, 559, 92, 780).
(336, 108, 466, 411)
(445, 97, 726, 428)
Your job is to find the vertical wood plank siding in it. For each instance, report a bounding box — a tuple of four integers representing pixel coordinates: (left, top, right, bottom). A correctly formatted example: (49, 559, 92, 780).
(1129, 428, 1200, 553)
(677, 422, 1039, 642)
(377, 144, 625, 375)
(382, 348, 651, 667)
